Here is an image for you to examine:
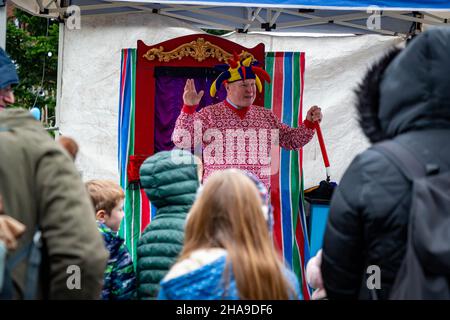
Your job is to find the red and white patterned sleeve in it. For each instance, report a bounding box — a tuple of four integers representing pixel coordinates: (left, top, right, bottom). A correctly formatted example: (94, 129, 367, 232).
(269, 110, 316, 150)
(172, 104, 198, 150)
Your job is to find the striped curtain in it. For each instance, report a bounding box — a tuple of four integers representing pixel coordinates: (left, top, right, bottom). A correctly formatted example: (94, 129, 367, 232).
(118, 49, 155, 267)
(264, 52, 311, 300)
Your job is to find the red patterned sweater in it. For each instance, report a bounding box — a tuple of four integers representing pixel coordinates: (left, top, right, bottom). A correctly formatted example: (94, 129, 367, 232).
(172, 100, 315, 190)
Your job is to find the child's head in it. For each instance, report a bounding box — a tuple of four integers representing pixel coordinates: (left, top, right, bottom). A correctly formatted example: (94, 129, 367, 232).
(85, 179, 124, 232)
(58, 136, 79, 161)
(182, 169, 294, 299)
(184, 169, 268, 249)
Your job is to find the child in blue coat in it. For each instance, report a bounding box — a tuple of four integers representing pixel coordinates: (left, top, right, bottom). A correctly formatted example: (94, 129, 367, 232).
(86, 180, 136, 300)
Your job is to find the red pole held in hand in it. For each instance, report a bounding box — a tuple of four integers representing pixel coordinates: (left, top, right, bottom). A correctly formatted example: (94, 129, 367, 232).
(314, 122, 331, 180)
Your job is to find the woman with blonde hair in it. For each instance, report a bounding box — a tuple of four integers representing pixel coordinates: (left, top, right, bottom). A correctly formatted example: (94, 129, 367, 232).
(157, 169, 301, 300)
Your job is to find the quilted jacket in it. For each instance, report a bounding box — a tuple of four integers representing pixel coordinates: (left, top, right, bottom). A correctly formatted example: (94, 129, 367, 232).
(136, 150, 200, 299)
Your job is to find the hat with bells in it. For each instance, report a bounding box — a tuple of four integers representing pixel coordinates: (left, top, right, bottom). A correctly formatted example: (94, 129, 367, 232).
(209, 53, 271, 97)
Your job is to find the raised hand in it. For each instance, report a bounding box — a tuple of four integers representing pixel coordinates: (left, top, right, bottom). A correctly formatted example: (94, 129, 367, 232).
(183, 79, 204, 106)
(306, 105, 323, 123)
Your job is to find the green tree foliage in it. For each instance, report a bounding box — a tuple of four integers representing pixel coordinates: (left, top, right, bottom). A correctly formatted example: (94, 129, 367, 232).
(6, 8, 58, 127)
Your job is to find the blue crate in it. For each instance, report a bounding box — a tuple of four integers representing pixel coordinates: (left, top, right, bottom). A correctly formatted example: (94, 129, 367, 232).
(309, 203, 330, 258)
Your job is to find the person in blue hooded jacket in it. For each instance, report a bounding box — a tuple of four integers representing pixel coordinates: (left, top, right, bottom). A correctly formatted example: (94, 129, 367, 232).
(158, 169, 301, 300)
(85, 179, 136, 300)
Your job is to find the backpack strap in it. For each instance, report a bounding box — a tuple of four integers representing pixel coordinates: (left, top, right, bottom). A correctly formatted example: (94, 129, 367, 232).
(23, 229, 42, 300)
(0, 236, 34, 299)
(0, 227, 42, 300)
(372, 140, 427, 181)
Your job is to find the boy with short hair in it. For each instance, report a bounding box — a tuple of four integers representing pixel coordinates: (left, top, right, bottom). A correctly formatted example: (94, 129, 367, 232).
(85, 180, 136, 300)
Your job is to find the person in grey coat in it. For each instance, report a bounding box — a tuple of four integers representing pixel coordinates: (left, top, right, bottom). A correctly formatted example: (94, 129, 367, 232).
(0, 48, 108, 299)
(321, 27, 450, 300)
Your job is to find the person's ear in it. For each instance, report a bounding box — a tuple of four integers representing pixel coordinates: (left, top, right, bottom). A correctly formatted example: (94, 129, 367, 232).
(95, 209, 107, 222)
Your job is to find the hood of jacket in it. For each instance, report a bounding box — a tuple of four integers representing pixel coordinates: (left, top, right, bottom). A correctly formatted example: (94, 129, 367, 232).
(139, 150, 200, 210)
(97, 221, 124, 254)
(355, 27, 450, 143)
(0, 108, 41, 130)
(159, 254, 239, 300)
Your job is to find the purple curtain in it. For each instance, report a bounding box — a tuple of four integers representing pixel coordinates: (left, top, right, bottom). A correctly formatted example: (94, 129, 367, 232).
(154, 75, 226, 152)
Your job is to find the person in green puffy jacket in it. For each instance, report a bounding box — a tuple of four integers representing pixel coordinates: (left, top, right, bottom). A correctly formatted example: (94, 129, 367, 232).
(136, 150, 202, 299)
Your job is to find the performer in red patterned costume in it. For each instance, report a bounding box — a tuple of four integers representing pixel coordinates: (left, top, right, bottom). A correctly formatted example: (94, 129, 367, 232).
(172, 55, 323, 190)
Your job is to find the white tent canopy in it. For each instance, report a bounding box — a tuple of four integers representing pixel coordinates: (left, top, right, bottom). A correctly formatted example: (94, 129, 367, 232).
(5, 1, 448, 185)
(10, 0, 450, 37)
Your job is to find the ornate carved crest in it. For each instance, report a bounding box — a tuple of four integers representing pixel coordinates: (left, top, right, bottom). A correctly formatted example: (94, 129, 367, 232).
(143, 37, 254, 63)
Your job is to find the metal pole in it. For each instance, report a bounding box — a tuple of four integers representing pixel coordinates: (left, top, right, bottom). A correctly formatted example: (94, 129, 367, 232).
(0, 0, 6, 49)
(55, 22, 64, 137)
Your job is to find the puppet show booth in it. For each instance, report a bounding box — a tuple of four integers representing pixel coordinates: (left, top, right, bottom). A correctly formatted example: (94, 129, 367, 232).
(118, 34, 315, 297)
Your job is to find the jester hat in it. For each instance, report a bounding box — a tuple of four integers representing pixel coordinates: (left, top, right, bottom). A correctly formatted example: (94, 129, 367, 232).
(209, 53, 271, 97)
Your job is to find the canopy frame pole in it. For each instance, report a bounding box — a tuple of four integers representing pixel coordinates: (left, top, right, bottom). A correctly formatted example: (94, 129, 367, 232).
(243, 7, 262, 32)
(384, 12, 444, 26)
(276, 12, 372, 29)
(422, 11, 448, 23)
(55, 21, 64, 136)
(162, 5, 219, 12)
(334, 20, 405, 37)
(0, 0, 6, 50)
(270, 9, 282, 26)
(160, 10, 234, 30)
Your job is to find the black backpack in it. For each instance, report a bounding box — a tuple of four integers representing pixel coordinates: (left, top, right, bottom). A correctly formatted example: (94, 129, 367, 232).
(373, 140, 450, 300)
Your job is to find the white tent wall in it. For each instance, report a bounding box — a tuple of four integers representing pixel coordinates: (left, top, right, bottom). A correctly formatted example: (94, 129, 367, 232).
(226, 32, 404, 187)
(58, 12, 202, 180)
(60, 12, 403, 187)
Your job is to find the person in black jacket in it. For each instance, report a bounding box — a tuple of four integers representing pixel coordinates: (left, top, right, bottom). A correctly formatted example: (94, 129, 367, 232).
(321, 27, 450, 300)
